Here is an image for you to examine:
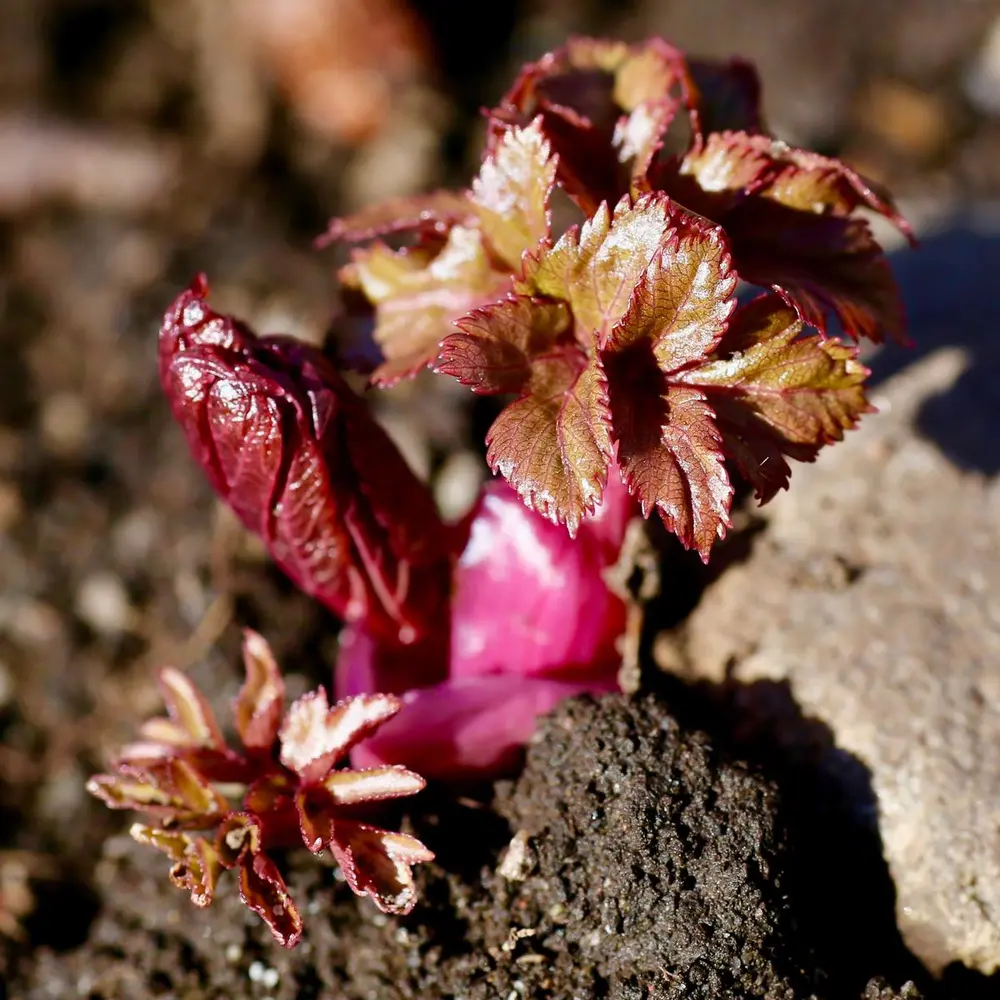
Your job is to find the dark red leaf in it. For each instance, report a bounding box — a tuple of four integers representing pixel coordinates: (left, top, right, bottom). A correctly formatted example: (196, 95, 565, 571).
(329, 821, 434, 915)
(234, 629, 285, 752)
(159, 276, 451, 646)
(318, 190, 475, 246)
(727, 200, 906, 343)
(678, 293, 873, 502)
(238, 851, 303, 949)
(491, 37, 687, 210)
(683, 57, 765, 139)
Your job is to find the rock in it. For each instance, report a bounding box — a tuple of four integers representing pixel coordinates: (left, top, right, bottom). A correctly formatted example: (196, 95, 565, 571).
(681, 231, 1000, 974)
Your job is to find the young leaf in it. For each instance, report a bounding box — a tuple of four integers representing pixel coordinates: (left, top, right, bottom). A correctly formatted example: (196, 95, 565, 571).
(491, 36, 686, 210)
(470, 119, 557, 270)
(238, 851, 303, 949)
(278, 688, 401, 784)
(727, 200, 905, 343)
(683, 58, 764, 139)
(677, 293, 873, 501)
(235, 629, 285, 752)
(159, 277, 452, 646)
(521, 193, 674, 348)
(600, 219, 738, 558)
(329, 822, 434, 915)
(319, 190, 475, 245)
(130, 825, 220, 908)
(341, 227, 511, 385)
(147, 667, 224, 750)
(440, 296, 612, 533)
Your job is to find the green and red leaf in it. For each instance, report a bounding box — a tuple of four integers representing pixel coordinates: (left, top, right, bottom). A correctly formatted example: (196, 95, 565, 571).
(235, 628, 285, 752)
(471, 119, 557, 269)
(440, 295, 612, 533)
(330, 821, 434, 916)
(601, 229, 737, 559)
(520, 193, 674, 348)
(678, 293, 873, 502)
(342, 227, 511, 385)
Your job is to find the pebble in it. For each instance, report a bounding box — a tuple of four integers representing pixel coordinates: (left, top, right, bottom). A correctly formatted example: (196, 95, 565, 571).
(75, 572, 133, 636)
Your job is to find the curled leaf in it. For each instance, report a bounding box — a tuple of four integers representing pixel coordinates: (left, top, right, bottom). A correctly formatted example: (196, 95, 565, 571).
(130, 824, 220, 908)
(239, 850, 303, 949)
(319, 190, 475, 245)
(235, 628, 286, 752)
(329, 821, 433, 915)
(159, 276, 451, 646)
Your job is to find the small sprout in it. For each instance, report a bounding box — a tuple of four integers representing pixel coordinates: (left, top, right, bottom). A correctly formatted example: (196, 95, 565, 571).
(88, 630, 433, 948)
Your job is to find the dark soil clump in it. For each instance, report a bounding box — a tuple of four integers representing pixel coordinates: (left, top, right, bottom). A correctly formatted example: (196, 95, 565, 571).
(10, 694, 922, 1000)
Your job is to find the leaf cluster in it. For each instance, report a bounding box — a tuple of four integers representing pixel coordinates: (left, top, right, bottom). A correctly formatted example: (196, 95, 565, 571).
(326, 36, 911, 558)
(87, 631, 432, 948)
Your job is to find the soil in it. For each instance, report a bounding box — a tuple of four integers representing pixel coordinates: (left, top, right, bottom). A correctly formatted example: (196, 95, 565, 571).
(8, 696, 928, 1000)
(2, 0, 1000, 998)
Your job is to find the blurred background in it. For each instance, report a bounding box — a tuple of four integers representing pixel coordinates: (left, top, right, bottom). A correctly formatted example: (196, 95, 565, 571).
(1, 0, 999, 973)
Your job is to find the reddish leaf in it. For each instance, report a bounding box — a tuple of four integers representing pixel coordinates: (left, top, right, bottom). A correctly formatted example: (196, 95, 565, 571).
(521, 193, 674, 348)
(677, 293, 873, 501)
(601, 223, 737, 559)
(141, 667, 223, 750)
(329, 821, 433, 915)
(319, 190, 474, 245)
(486, 348, 612, 535)
(441, 294, 612, 533)
(680, 131, 913, 239)
(278, 689, 401, 784)
(492, 37, 686, 210)
(342, 228, 512, 384)
(130, 825, 220, 908)
(683, 58, 764, 139)
(728, 199, 906, 343)
(235, 629, 285, 752)
(87, 759, 229, 827)
(239, 851, 303, 949)
(323, 765, 425, 805)
(159, 277, 451, 646)
(438, 296, 571, 393)
(471, 118, 557, 269)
